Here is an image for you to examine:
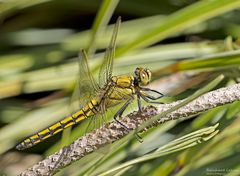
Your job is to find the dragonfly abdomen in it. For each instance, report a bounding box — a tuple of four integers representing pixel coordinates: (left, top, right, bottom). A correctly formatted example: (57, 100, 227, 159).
(16, 99, 99, 150)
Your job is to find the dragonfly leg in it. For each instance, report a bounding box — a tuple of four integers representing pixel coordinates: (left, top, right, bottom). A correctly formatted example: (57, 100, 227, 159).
(139, 93, 164, 104)
(140, 87, 164, 100)
(137, 94, 142, 112)
(114, 99, 144, 143)
(138, 87, 164, 104)
(114, 100, 132, 130)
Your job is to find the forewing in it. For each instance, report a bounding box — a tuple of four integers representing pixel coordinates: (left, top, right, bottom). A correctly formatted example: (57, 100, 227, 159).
(98, 17, 121, 87)
(72, 50, 99, 109)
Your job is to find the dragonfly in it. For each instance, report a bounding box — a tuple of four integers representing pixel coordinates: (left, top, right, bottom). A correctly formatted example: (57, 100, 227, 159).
(16, 17, 163, 150)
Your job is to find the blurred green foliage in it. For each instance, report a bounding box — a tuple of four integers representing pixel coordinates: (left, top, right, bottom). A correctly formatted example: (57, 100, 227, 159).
(0, 0, 240, 175)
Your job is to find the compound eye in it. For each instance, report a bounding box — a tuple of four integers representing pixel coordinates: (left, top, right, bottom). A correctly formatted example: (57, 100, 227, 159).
(135, 67, 140, 76)
(146, 69, 151, 79)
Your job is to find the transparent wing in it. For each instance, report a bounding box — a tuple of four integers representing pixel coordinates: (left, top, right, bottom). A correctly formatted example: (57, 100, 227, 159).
(98, 17, 121, 87)
(72, 50, 100, 109)
(86, 100, 107, 133)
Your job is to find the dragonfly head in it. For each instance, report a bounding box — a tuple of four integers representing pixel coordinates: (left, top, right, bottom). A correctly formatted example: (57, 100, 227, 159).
(134, 67, 152, 86)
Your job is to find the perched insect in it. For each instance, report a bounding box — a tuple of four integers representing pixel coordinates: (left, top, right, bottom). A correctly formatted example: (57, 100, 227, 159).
(16, 17, 163, 150)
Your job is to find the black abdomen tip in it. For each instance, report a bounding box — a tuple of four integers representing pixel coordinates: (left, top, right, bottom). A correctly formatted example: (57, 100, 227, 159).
(16, 141, 32, 150)
(16, 143, 25, 150)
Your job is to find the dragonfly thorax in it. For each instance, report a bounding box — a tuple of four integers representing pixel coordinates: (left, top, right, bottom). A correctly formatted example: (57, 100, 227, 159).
(134, 67, 152, 86)
(111, 75, 134, 88)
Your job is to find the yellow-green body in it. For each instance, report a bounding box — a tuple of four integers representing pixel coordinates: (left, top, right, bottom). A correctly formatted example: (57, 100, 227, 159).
(17, 75, 135, 150)
(16, 18, 163, 151)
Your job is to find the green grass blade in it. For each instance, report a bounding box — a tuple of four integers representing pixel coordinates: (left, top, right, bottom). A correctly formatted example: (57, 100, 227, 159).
(87, 0, 119, 54)
(115, 0, 240, 56)
(62, 15, 166, 51)
(178, 50, 240, 70)
(0, 0, 52, 18)
(99, 124, 219, 176)
(154, 50, 240, 76)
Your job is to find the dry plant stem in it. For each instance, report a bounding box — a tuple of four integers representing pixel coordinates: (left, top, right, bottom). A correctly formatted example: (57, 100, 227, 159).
(20, 83, 240, 176)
